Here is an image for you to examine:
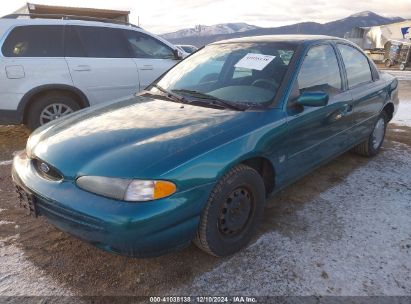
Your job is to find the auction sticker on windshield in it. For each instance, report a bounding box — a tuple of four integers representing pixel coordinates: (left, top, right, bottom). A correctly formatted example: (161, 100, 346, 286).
(234, 53, 276, 71)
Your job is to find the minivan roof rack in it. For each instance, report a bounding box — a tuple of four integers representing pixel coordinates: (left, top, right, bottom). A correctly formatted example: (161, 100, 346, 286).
(1, 13, 140, 28)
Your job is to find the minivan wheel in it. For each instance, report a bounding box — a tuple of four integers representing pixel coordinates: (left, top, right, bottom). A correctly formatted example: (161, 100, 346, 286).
(194, 164, 265, 257)
(352, 111, 388, 157)
(26, 93, 80, 130)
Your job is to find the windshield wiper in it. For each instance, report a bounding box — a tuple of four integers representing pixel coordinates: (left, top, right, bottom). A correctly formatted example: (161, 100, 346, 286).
(171, 89, 248, 111)
(146, 84, 190, 104)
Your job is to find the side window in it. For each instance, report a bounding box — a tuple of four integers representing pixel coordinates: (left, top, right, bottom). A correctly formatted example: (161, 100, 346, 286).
(123, 30, 174, 59)
(337, 44, 372, 88)
(71, 26, 131, 58)
(65, 26, 86, 57)
(2, 25, 64, 57)
(297, 44, 342, 96)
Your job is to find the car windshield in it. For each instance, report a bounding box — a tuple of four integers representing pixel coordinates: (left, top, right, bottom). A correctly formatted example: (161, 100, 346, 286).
(151, 42, 296, 109)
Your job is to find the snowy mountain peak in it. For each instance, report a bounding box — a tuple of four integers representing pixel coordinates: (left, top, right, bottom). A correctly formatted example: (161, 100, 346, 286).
(161, 23, 260, 39)
(350, 11, 375, 18)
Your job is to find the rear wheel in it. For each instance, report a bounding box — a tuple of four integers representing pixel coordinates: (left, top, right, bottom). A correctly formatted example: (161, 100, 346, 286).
(352, 111, 388, 157)
(194, 164, 266, 257)
(26, 92, 80, 130)
(384, 59, 392, 68)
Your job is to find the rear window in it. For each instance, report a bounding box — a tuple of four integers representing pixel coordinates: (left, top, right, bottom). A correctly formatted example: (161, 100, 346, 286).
(2, 25, 64, 57)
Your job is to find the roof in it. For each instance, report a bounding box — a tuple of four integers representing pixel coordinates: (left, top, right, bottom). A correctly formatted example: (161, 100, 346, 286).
(0, 17, 135, 29)
(212, 35, 346, 45)
(15, 3, 129, 21)
(355, 20, 411, 31)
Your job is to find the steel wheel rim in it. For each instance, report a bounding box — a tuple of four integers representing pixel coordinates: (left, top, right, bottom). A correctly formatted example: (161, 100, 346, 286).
(40, 103, 74, 125)
(372, 117, 385, 150)
(218, 187, 253, 237)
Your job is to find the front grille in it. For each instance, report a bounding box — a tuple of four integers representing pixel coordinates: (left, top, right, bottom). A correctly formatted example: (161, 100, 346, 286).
(32, 159, 63, 181)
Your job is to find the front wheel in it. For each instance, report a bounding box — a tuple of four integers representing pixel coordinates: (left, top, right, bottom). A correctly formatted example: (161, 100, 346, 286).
(352, 111, 388, 157)
(194, 164, 266, 257)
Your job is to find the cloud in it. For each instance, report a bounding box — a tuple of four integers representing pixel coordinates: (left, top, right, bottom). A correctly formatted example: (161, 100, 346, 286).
(1, 0, 410, 34)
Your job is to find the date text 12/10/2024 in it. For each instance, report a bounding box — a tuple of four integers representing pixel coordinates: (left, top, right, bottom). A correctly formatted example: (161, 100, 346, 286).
(149, 296, 258, 303)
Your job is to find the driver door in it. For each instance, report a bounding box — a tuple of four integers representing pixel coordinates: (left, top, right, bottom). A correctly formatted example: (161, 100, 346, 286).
(285, 44, 354, 181)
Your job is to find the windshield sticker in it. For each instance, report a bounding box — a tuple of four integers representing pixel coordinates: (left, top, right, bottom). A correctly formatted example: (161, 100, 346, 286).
(234, 53, 276, 71)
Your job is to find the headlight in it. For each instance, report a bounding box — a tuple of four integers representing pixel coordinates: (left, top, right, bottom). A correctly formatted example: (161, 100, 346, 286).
(76, 176, 176, 202)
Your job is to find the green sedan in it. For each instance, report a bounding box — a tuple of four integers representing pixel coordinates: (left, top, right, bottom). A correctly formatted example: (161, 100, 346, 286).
(12, 35, 399, 257)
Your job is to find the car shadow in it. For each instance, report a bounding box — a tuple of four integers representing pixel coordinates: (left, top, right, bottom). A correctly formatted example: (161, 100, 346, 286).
(4, 126, 407, 296)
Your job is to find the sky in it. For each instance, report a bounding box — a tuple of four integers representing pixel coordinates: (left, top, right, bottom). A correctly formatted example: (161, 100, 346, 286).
(2, 0, 410, 34)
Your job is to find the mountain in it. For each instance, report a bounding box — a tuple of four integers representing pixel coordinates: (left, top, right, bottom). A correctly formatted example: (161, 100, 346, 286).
(161, 11, 404, 47)
(161, 23, 260, 40)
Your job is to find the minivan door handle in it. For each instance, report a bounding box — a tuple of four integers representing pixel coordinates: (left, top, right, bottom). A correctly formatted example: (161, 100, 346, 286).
(140, 65, 154, 70)
(73, 65, 91, 72)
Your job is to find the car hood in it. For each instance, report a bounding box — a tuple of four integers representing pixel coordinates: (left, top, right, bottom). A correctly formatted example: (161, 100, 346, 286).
(29, 96, 255, 179)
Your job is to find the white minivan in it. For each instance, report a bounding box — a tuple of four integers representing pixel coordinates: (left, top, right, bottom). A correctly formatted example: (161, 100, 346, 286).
(0, 15, 183, 129)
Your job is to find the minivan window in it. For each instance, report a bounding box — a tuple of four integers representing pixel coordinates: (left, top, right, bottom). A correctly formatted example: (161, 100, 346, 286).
(297, 44, 342, 96)
(65, 26, 86, 57)
(2, 25, 64, 57)
(123, 30, 174, 59)
(69, 26, 131, 58)
(337, 44, 372, 88)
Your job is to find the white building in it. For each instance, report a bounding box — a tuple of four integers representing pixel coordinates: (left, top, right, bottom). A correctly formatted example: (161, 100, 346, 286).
(345, 20, 411, 50)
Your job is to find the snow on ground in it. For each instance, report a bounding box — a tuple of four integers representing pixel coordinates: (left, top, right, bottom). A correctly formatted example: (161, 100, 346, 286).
(384, 70, 411, 81)
(0, 160, 12, 166)
(0, 234, 74, 296)
(393, 100, 411, 127)
(0, 220, 14, 225)
(174, 142, 411, 296)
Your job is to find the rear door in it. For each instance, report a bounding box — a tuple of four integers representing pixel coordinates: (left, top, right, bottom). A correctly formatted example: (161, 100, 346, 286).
(122, 29, 178, 90)
(64, 25, 140, 105)
(0, 25, 71, 111)
(336, 44, 387, 143)
(285, 43, 354, 181)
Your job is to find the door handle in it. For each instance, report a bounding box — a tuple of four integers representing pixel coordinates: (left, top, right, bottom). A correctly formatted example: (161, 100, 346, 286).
(73, 65, 91, 72)
(342, 104, 353, 115)
(140, 65, 154, 70)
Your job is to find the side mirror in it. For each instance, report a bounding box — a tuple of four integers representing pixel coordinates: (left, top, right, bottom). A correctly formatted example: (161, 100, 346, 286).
(296, 91, 329, 107)
(173, 49, 183, 60)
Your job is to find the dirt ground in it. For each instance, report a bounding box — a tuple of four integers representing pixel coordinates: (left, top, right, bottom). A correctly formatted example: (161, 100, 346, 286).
(0, 76, 410, 297)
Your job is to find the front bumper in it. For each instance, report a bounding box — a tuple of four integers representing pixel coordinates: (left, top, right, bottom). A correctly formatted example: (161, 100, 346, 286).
(12, 151, 214, 257)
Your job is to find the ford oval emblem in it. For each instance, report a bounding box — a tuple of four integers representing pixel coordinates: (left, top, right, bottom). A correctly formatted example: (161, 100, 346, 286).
(39, 162, 50, 174)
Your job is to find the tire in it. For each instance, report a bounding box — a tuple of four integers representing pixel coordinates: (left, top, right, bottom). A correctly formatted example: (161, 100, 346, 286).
(352, 111, 388, 157)
(384, 59, 392, 68)
(399, 63, 406, 71)
(194, 164, 266, 257)
(26, 92, 81, 130)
